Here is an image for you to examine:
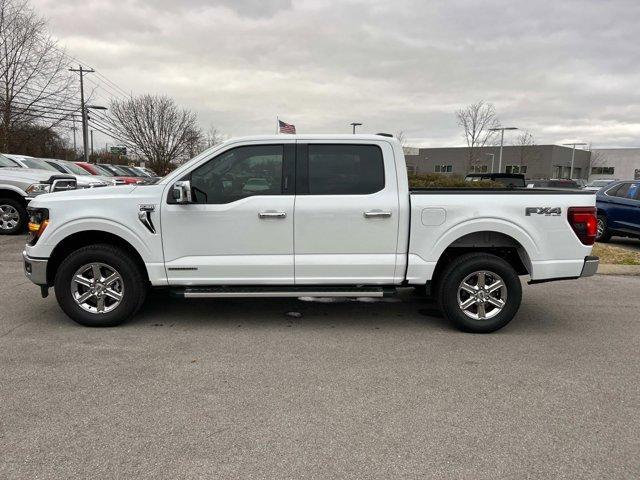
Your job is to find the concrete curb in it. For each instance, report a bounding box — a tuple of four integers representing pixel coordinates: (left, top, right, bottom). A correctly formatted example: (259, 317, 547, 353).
(597, 264, 640, 276)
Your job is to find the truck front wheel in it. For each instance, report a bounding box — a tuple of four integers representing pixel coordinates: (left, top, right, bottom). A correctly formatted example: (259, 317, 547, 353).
(437, 253, 522, 333)
(54, 244, 147, 327)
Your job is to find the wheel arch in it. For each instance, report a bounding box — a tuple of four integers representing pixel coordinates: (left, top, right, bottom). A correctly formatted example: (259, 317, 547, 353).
(428, 230, 532, 294)
(0, 187, 27, 204)
(46, 230, 149, 286)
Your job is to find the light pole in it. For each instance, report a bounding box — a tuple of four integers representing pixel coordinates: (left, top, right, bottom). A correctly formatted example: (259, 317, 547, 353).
(350, 122, 362, 134)
(486, 153, 495, 173)
(562, 142, 588, 179)
(489, 127, 518, 173)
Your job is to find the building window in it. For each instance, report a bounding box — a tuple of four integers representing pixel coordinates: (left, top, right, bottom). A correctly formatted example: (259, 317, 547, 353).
(591, 166, 615, 175)
(434, 165, 453, 173)
(469, 164, 488, 173)
(506, 165, 527, 174)
(406, 165, 417, 175)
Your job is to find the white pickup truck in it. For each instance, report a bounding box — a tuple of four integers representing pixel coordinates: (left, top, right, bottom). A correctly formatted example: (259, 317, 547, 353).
(23, 135, 599, 332)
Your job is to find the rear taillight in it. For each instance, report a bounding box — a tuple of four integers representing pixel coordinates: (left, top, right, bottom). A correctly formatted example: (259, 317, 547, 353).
(567, 207, 597, 245)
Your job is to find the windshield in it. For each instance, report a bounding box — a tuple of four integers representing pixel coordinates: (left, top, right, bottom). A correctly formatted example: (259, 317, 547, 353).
(61, 161, 92, 176)
(589, 180, 611, 187)
(0, 154, 19, 167)
(99, 164, 129, 175)
(22, 158, 59, 171)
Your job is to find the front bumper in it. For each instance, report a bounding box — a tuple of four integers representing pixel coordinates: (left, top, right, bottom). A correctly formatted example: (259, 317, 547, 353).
(580, 255, 599, 277)
(23, 250, 48, 285)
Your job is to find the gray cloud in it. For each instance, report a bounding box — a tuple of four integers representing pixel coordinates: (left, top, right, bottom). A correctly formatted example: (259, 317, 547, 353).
(34, 0, 640, 147)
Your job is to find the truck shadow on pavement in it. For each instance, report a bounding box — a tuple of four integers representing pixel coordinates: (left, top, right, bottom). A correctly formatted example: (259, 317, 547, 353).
(127, 288, 558, 334)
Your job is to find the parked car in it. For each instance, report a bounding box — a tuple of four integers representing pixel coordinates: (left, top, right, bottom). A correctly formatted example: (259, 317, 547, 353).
(595, 180, 640, 242)
(75, 162, 140, 185)
(135, 166, 159, 178)
(465, 173, 526, 187)
(585, 179, 617, 192)
(0, 163, 77, 234)
(24, 134, 599, 333)
(573, 179, 588, 189)
(130, 166, 161, 183)
(5, 154, 61, 172)
(3, 154, 112, 189)
(40, 159, 118, 186)
(97, 163, 147, 184)
(526, 179, 581, 189)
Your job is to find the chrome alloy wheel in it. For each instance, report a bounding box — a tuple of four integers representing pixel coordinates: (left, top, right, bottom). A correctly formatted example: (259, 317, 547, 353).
(0, 204, 20, 231)
(71, 263, 124, 314)
(596, 218, 605, 238)
(457, 270, 507, 320)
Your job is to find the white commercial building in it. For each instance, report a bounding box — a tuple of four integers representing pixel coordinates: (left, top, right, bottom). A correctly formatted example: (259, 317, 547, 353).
(590, 148, 640, 181)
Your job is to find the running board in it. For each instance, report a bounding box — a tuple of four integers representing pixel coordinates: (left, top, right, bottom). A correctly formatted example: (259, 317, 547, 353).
(172, 286, 396, 299)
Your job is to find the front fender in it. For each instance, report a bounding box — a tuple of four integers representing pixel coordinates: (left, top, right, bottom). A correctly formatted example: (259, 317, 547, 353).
(32, 217, 155, 263)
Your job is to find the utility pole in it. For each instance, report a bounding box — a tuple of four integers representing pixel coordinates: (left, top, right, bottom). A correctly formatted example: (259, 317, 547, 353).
(489, 126, 518, 173)
(562, 142, 588, 179)
(350, 122, 362, 134)
(69, 65, 95, 162)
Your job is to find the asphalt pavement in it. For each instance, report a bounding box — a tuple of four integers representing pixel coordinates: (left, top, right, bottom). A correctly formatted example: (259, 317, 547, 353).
(1, 235, 638, 479)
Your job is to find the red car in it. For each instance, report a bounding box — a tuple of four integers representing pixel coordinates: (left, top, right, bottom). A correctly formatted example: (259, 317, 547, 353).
(75, 162, 139, 185)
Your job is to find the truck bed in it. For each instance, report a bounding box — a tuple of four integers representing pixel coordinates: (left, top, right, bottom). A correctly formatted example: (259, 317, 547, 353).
(406, 188, 596, 284)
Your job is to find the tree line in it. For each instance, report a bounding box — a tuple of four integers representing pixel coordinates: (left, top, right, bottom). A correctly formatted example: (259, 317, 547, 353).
(0, 0, 222, 174)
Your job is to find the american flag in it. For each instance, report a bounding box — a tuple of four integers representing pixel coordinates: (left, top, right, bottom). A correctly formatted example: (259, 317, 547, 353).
(278, 119, 296, 134)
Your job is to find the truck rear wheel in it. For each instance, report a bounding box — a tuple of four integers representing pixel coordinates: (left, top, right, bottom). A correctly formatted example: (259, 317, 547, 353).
(437, 253, 522, 333)
(0, 198, 27, 235)
(54, 244, 147, 327)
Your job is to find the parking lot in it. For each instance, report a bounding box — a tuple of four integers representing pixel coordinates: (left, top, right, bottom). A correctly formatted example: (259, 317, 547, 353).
(1, 234, 639, 479)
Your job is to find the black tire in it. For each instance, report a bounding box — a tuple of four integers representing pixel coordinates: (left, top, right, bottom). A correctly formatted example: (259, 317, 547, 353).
(596, 215, 612, 243)
(54, 244, 147, 327)
(437, 253, 522, 333)
(0, 197, 27, 235)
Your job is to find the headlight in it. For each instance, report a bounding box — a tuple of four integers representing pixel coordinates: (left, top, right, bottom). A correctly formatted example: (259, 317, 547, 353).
(25, 183, 51, 195)
(27, 207, 49, 245)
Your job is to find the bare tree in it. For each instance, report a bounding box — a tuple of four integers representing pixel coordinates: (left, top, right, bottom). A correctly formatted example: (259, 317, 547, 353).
(0, 0, 78, 152)
(456, 101, 500, 170)
(107, 94, 202, 174)
(514, 130, 541, 167)
(587, 144, 607, 177)
(395, 130, 407, 147)
(202, 124, 224, 150)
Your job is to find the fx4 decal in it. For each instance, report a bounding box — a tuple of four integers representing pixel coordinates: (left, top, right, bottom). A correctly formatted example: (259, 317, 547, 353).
(525, 207, 562, 216)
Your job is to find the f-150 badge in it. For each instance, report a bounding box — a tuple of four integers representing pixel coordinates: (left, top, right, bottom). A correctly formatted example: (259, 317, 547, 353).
(525, 207, 561, 216)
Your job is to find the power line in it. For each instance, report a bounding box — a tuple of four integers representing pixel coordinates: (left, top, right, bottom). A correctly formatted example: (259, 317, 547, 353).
(49, 42, 132, 98)
(9, 97, 82, 113)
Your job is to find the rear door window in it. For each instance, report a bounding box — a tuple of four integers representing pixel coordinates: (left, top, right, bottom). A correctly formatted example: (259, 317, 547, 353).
(307, 144, 384, 195)
(609, 183, 631, 198)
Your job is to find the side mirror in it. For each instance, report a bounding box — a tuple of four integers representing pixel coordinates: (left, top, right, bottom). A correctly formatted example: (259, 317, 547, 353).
(172, 180, 192, 204)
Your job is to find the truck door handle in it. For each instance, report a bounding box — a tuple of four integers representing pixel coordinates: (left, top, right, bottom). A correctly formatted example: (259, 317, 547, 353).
(363, 210, 392, 218)
(259, 211, 287, 219)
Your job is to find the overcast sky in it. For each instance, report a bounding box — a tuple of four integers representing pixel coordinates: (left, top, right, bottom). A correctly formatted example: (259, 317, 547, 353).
(33, 0, 640, 148)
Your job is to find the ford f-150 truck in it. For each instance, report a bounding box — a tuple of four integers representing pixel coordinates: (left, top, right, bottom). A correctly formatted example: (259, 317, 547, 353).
(22, 135, 599, 332)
